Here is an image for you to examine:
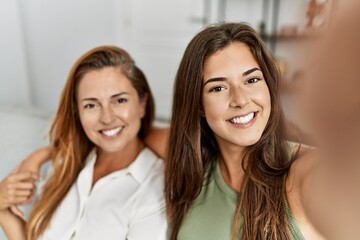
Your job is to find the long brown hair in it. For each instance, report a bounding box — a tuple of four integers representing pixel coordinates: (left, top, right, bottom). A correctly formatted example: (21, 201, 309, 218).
(165, 23, 292, 239)
(26, 46, 154, 239)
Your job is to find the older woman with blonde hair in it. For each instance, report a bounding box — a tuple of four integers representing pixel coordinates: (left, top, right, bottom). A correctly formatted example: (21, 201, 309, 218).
(0, 45, 167, 240)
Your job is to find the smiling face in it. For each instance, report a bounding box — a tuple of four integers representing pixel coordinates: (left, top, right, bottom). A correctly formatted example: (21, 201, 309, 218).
(202, 42, 271, 152)
(77, 67, 146, 155)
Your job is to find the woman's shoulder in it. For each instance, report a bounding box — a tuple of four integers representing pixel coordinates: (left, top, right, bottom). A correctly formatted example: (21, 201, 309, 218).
(286, 141, 320, 205)
(287, 142, 318, 186)
(286, 141, 314, 159)
(131, 148, 166, 213)
(136, 147, 165, 176)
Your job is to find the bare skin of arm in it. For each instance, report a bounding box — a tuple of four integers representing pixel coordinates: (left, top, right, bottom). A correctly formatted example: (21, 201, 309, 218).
(144, 127, 169, 160)
(286, 147, 326, 240)
(0, 209, 26, 240)
(17, 146, 54, 175)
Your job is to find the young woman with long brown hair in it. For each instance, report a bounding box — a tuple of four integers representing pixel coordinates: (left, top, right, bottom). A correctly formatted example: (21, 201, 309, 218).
(0, 45, 167, 240)
(165, 22, 324, 240)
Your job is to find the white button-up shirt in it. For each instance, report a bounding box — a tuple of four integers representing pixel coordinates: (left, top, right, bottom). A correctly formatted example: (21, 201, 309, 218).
(40, 148, 167, 240)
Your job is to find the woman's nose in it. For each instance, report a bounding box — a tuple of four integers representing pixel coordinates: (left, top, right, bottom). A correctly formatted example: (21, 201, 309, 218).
(229, 86, 250, 108)
(99, 106, 115, 125)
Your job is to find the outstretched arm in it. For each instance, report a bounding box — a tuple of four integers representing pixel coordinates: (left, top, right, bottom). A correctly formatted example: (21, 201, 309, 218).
(296, 3, 360, 238)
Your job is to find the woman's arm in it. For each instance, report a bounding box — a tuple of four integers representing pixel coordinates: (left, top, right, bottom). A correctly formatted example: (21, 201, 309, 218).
(17, 146, 53, 175)
(286, 149, 326, 240)
(0, 209, 26, 240)
(144, 127, 169, 160)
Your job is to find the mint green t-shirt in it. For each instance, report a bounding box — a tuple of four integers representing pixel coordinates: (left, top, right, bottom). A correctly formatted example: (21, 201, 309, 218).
(178, 162, 237, 240)
(178, 142, 305, 240)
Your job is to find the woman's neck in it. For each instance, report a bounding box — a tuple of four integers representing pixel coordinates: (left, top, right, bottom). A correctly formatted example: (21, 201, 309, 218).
(93, 138, 144, 185)
(218, 143, 247, 192)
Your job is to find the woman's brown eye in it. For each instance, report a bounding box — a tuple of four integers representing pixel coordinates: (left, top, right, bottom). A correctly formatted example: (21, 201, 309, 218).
(246, 77, 261, 84)
(84, 103, 95, 109)
(117, 98, 128, 103)
(210, 86, 225, 92)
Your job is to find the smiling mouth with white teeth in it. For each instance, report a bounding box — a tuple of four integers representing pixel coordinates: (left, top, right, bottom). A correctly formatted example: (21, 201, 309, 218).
(228, 112, 256, 125)
(100, 127, 123, 137)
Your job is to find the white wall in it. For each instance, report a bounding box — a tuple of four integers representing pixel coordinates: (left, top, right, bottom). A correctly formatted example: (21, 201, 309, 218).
(128, 0, 206, 120)
(18, 0, 126, 113)
(0, 0, 209, 120)
(0, 0, 32, 107)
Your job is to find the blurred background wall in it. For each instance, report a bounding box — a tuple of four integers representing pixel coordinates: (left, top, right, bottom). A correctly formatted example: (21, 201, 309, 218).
(1, 0, 324, 120)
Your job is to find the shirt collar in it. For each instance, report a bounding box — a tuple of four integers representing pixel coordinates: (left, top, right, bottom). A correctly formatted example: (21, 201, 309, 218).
(126, 147, 159, 183)
(83, 147, 160, 184)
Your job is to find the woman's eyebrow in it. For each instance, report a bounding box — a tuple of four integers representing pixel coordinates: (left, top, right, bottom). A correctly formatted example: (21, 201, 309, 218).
(110, 92, 129, 99)
(204, 67, 261, 86)
(80, 92, 129, 102)
(203, 77, 226, 86)
(242, 67, 261, 76)
(80, 97, 98, 102)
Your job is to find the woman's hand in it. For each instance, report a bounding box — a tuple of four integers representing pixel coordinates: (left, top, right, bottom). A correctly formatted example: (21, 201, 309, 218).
(2, 146, 53, 217)
(0, 169, 39, 217)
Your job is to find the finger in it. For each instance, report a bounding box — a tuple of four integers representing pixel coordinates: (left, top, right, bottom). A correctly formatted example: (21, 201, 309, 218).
(7, 187, 33, 200)
(10, 205, 24, 218)
(7, 185, 34, 200)
(8, 171, 40, 183)
(8, 196, 29, 205)
(7, 182, 35, 191)
(13, 189, 33, 198)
